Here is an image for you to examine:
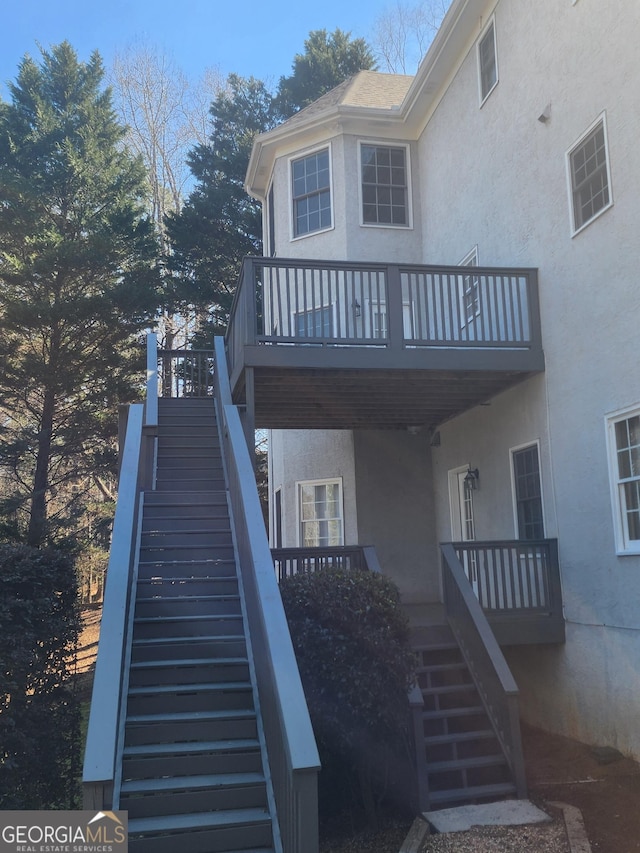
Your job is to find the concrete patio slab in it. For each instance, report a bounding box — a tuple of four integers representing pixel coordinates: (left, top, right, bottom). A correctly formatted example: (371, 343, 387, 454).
(424, 799, 552, 834)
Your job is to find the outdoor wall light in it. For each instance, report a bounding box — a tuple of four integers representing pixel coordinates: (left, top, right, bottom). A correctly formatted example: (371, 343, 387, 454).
(464, 467, 480, 492)
(353, 300, 361, 317)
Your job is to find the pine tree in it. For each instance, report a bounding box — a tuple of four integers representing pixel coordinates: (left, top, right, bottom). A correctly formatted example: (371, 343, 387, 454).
(0, 43, 160, 546)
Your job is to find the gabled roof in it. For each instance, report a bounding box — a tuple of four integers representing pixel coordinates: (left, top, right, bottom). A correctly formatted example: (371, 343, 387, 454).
(246, 0, 487, 198)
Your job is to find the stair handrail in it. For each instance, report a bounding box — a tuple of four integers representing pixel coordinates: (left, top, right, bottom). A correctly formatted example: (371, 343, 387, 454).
(214, 337, 321, 853)
(441, 542, 527, 799)
(83, 403, 145, 809)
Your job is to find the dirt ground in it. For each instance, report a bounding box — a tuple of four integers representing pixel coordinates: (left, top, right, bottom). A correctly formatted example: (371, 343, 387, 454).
(522, 722, 640, 853)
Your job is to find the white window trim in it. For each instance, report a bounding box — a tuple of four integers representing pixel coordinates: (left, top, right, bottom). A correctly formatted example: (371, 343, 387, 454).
(605, 404, 640, 556)
(509, 440, 546, 540)
(357, 140, 413, 229)
(289, 143, 334, 241)
(295, 477, 344, 547)
(565, 112, 613, 238)
(477, 16, 499, 107)
(458, 246, 480, 329)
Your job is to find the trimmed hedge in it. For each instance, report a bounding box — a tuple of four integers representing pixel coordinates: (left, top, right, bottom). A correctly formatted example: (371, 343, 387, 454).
(279, 568, 415, 824)
(0, 545, 81, 808)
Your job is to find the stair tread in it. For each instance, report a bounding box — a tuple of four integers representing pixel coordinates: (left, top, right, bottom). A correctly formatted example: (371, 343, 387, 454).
(130, 656, 248, 669)
(421, 683, 475, 696)
(417, 662, 468, 673)
(134, 614, 243, 624)
(128, 807, 271, 834)
(127, 708, 256, 724)
(121, 771, 265, 794)
(422, 705, 485, 719)
(428, 754, 507, 772)
(136, 594, 240, 603)
(428, 782, 516, 805)
(425, 729, 497, 746)
(123, 738, 260, 758)
(133, 634, 245, 647)
(129, 680, 251, 696)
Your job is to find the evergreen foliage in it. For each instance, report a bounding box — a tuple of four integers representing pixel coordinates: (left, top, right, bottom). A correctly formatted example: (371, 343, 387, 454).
(279, 568, 415, 826)
(168, 30, 376, 336)
(275, 29, 377, 117)
(0, 42, 160, 545)
(0, 544, 81, 808)
(166, 74, 277, 334)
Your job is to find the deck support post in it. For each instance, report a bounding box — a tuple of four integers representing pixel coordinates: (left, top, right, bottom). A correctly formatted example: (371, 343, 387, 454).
(241, 366, 256, 470)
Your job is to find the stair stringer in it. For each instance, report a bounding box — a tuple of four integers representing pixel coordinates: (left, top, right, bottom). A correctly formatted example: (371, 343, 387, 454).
(215, 399, 284, 853)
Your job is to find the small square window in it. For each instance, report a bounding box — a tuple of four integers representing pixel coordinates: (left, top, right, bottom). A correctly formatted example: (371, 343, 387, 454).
(478, 21, 498, 104)
(568, 117, 612, 233)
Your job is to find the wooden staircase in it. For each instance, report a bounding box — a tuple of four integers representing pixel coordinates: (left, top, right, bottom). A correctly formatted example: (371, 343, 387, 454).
(412, 625, 517, 810)
(117, 397, 279, 852)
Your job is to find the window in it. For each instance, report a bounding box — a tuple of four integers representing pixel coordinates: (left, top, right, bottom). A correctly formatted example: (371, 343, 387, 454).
(295, 306, 332, 338)
(512, 444, 545, 540)
(477, 20, 498, 104)
(298, 480, 343, 547)
(606, 407, 640, 554)
(568, 116, 612, 234)
(360, 144, 409, 226)
(291, 148, 331, 237)
(459, 247, 480, 326)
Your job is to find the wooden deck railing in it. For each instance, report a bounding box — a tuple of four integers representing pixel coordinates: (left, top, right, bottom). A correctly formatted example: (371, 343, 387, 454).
(441, 543, 527, 800)
(214, 337, 320, 853)
(227, 257, 542, 379)
(157, 348, 215, 398)
(271, 545, 382, 581)
(451, 539, 564, 644)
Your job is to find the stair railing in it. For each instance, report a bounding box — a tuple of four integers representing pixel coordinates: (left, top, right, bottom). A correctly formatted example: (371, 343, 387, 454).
(82, 403, 145, 809)
(214, 337, 321, 853)
(441, 543, 527, 800)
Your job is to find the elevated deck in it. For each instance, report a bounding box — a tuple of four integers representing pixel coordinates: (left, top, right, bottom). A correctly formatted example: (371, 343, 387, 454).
(226, 257, 544, 430)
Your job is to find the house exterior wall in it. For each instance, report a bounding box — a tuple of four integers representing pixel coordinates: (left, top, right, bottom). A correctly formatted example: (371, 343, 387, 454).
(259, 0, 640, 757)
(353, 430, 439, 606)
(268, 428, 358, 547)
(417, 0, 640, 755)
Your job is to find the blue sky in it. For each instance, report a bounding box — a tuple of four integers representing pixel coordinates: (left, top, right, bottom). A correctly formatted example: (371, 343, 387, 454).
(1, 0, 396, 97)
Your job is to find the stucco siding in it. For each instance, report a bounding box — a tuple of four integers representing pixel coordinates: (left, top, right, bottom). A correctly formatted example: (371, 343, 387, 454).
(268, 428, 357, 547)
(353, 430, 439, 605)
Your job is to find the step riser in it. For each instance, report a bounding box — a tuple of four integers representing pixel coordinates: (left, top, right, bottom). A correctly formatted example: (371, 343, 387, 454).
(132, 616, 243, 640)
(154, 481, 226, 493)
(143, 506, 228, 521)
(131, 637, 247, 662)
(137, 561, 236, 580)
(129, 663, 250, 687)
(143, 492, 227, 507)
(141, 532, 232, 548)
(124, 716, 258, 746)
(137, 578, 239, 597)
(126, 689, 254, 716)
(139, 547, 235, 562)
(122, 749, 262, 780)
(122, 784, 268, 820)
(142, 517, 230, 532)
(127, 821, 273, 853)
(134, 598, 241, 619)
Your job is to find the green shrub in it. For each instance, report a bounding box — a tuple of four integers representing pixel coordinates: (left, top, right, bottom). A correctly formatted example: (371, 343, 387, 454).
(279, 568, 415, 826)
(0, 545, 81, 808)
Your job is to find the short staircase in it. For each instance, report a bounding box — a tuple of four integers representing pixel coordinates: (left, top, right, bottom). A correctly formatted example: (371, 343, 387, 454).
(412, 625, 517, 810)
(118, 397, 279, 852)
